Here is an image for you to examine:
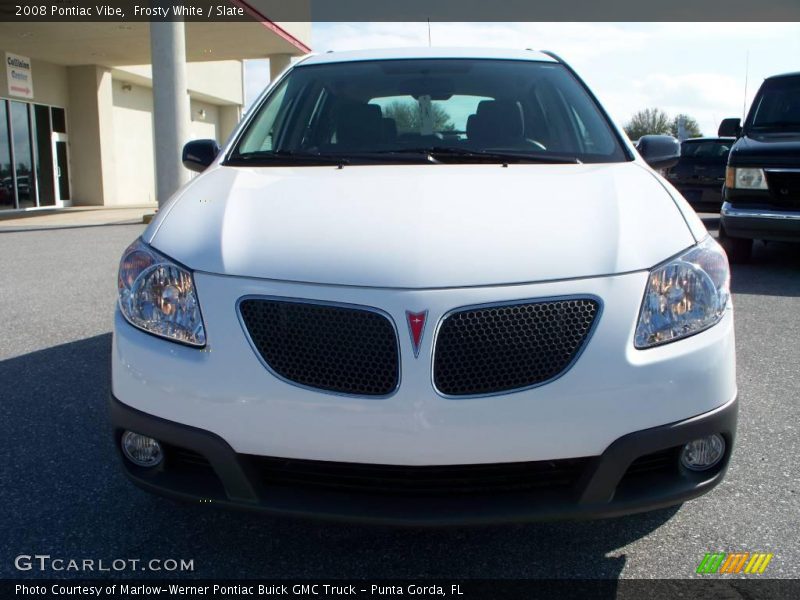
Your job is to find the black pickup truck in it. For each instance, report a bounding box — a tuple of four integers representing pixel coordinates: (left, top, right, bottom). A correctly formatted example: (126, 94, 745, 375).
(717, 72, 800, 262)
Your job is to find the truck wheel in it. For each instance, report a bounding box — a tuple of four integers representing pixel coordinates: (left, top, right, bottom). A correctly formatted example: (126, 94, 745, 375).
(718, 225, 752, 263)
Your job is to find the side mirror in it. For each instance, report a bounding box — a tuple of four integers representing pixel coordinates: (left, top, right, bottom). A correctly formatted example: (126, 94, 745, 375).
(718, 118, 741, 138)
(636, 134, 681, 170)
(182, 139, 220, 172)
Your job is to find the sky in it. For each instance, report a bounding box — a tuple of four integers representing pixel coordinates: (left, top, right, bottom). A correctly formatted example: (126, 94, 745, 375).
(244, 22, 800, 137)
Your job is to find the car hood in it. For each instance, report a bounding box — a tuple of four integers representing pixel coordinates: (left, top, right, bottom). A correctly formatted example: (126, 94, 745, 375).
(146, 162, 695, 288)
(731, 132, 800, 167)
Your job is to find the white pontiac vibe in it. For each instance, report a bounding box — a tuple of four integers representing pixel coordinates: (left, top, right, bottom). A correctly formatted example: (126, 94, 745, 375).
(110, 48, 737, 524)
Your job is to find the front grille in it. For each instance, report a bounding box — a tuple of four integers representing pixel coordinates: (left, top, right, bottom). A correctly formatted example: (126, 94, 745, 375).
(434, 298, 600, 396)
(247, 455, 590, 496)
(765, 170, 800, 209)
(239, 299, 399, 396)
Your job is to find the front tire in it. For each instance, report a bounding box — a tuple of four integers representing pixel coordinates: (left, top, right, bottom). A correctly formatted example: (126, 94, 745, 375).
(718, 224, 752, 263)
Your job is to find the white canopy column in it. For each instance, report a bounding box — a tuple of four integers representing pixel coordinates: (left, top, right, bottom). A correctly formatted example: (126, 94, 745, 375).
(150, 20, 191, 207)
(269, 53, 292, 80)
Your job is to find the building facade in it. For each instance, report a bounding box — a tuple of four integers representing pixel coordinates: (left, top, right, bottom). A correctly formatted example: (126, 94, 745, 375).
(0, 17, 310, 211)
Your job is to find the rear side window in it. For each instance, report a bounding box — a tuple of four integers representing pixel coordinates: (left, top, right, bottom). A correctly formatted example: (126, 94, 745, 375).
(369, 94, 492, 136)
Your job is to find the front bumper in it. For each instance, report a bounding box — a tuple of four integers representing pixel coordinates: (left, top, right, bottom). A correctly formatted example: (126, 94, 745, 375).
(110, 394, 737, 525)
(721, 201, 800, 242)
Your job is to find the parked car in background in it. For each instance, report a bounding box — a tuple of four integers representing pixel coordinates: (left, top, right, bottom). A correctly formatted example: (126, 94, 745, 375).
(16, 176, 30, 200)
(718, 71, 800, 262)
(666, 137, 734, 211)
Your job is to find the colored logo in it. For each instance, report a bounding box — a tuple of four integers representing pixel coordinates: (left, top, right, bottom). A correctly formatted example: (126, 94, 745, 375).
(696, 552, 773, 574)
(405, 310, 428, 358)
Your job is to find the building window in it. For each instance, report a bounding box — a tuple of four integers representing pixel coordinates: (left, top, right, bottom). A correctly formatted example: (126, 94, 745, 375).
(0, 99, 67, 210)
(0, 102, 11, 210)
(10, 101, 35, 208)
(51, 107, 67, 134)
(33, 104, 55, 206)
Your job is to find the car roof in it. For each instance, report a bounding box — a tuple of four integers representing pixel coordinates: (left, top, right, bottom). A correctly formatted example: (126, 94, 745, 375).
(764, 71, 800, 81)
(298, 47, 558, 66)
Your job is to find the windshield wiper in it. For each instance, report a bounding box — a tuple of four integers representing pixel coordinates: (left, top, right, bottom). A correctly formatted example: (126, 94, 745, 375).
(388, 147, 582, 164)
(314, 150, 439, 163)
(227, 148, 582, 166)
(226, 150, 350, 166)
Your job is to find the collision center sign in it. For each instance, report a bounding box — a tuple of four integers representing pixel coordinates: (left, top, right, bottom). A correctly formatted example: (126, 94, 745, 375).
(6, 52, 33, 99)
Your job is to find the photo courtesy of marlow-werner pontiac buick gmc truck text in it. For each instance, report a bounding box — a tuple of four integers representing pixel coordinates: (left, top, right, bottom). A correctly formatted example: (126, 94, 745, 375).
(110, 48, 737, 524)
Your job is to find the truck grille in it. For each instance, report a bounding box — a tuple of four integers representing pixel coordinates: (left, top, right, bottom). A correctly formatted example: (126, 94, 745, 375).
(434, 298, 600, 396)
(239, 299, 399, 396)
(765, 170, 800, 209)
(247, 455, 590, 496)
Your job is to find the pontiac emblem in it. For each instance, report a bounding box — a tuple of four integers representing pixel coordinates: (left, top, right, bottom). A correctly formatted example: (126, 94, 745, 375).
(406, 310, 428, 358)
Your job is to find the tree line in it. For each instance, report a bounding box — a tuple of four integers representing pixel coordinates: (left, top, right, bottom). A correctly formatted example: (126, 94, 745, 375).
(624, 108, 703, 141)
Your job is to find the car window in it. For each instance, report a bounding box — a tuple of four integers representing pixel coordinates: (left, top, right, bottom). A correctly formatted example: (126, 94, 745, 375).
(681, 141, 731, 159)
(369, 94, 491, 138)
(232, 59, 629, 164)
(747, 76, 800, 132)
(238, 80, 290, 153)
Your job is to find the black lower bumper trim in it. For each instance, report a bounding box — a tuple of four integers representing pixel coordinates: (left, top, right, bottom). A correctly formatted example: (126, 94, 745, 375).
(109, 395, 737, 525)
(721, 214, 800, 242)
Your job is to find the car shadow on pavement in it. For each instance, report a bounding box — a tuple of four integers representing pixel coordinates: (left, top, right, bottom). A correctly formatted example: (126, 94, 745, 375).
(730, 241, 800, 297)
(1, 333, 678, 582)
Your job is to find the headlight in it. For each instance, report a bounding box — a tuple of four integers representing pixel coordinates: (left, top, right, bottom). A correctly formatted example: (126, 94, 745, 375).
(726, 167, 768, 190)
(635, 237, 730, 349)
(117, 238, 206, 346)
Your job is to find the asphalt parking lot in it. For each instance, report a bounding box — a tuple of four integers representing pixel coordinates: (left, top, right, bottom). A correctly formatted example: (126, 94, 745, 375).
(1, 217, 798, 581)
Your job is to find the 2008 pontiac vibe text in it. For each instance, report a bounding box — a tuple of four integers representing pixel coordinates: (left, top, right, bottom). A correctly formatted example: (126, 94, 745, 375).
(110, 48, 737, 524)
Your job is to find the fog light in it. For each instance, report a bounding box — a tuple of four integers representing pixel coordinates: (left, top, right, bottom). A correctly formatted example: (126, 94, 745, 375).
(680, 434, 725, 471)
(121, 431, 163, 467)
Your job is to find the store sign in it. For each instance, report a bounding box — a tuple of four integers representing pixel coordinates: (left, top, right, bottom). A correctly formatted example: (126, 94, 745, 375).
(6, 52, 34, 99)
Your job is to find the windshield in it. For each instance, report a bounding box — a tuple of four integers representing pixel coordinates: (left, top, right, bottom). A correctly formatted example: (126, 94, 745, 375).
(229, 59, 629, 165)
(747, 75, 800, 132)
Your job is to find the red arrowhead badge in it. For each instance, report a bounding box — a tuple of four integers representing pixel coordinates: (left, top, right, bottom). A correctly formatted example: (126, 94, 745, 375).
(406, 310, 428, 358)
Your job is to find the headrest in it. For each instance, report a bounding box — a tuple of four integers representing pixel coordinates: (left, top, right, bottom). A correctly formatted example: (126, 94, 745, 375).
(336, 103, 383, 147)
(467, 100, 524, 145)
(382, 117, 398, 141)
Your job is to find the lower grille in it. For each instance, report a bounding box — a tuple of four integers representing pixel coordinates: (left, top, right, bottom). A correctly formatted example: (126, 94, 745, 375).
(434, 298, 600, 396)
(169, 447, 212, 470)
(239, 298, 399, 396)
(162, 445, 226, 498)
(247, 455, 590, 496)
(622, 447, 679, 480)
